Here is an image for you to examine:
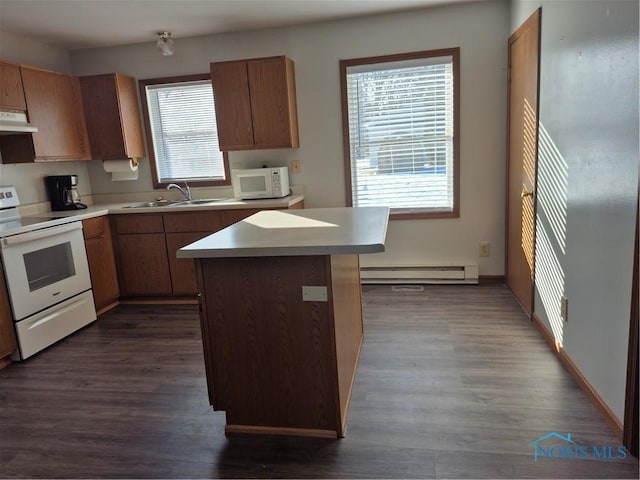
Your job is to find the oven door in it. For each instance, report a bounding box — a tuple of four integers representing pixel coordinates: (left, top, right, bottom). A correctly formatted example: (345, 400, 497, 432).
(1, 221, 91, 321)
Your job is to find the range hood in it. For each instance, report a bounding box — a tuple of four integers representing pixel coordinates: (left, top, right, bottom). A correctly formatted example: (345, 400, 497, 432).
(0, 111, 38, 134)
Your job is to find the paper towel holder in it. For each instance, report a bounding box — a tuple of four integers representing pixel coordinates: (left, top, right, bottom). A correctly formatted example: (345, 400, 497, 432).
(103, 157, 140, 181)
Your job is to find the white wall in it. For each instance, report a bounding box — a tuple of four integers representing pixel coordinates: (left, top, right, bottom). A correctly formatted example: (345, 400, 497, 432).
(0, 30, 72, 73)
(0, 31, 92, 205)
(511, 0, 639, 421)
(70, 0, 510, 275)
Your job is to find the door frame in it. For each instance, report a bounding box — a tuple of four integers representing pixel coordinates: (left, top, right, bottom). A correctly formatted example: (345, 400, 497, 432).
(505, 8, 542, 316)
(623, 188, 639, 457)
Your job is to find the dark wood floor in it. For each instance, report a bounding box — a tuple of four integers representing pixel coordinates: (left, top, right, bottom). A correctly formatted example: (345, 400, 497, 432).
(0, 285, 637, 478)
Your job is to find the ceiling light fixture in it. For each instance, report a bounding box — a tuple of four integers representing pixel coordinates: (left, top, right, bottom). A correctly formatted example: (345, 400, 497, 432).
(157, 31, 175, 56)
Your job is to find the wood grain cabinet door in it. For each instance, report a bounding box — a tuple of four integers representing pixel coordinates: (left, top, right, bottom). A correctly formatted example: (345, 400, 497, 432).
(247, 56, 299, 149)
(164, 212, 224, 295)
(83, 217, 119, 312)
(20, 66, 91, 161)
(210, 61, 254, 151)
(0, 61, 26, 111)
(112, 214, 172, 296)
(79, 73, 145, 160)
(210, 56, 299, 151)
(115, 233, 173, 296)
(166, 232, 208, 295)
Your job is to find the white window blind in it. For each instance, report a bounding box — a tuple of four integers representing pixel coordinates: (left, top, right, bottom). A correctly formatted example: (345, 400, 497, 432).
(345, 55, 455, 213)
(145, 80, 225, 183)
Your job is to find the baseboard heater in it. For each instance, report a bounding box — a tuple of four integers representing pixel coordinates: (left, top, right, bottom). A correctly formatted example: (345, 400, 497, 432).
(360, 265, 479, 285)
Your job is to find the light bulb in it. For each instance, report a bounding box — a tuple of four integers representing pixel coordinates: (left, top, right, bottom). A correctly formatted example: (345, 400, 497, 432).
(157, 32, 175, 57)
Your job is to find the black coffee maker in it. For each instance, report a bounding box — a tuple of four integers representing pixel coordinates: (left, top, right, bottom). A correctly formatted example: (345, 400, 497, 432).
(45, 175, 87, 211)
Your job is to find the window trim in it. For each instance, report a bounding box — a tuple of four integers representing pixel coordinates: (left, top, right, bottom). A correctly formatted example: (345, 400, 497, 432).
(339, 48, 460, 220)
(138, 73, 230, 189)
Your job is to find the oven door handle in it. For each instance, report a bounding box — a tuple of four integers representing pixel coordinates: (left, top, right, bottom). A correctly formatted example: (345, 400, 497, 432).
(1, 221, 82, 247)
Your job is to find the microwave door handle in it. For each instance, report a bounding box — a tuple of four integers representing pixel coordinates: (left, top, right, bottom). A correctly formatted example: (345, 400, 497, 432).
(1, 221, 82, 247)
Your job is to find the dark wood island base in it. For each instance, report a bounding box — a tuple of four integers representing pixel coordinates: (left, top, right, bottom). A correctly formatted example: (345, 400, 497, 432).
(195, 253, 364, 438)
(178, 207, 389, 437)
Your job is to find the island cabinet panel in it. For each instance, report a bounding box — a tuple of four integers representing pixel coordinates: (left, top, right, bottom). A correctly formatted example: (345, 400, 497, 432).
(0, 61, 26, 111)
(210, 56, 299, 151)
(0, 66, 91, 163)
(329, 254, 364, 429)
(196, 252, 364, 438)
(198, 255, 339, 434)
(79, 73, 146, 161)
(0, 263, 17, 366)
(83, 216, 119, 313)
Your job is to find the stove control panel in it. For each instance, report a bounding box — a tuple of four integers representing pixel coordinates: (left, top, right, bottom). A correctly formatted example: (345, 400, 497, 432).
(0, 187, 19, 209)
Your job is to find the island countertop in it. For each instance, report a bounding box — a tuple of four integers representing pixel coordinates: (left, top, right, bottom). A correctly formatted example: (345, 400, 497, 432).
(177, 206, 389, 258)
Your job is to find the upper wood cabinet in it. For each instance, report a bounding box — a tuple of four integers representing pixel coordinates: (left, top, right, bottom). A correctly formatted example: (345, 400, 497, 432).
(0, 65, 91, 163)
(0, 61, 26, 111)
(79, 73, 146, 161)
(210, 56, 299, 151)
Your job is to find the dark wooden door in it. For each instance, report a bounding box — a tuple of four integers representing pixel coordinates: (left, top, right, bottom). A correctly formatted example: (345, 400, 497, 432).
(506, 9, 541, 314)
(623, 193, 639, 457)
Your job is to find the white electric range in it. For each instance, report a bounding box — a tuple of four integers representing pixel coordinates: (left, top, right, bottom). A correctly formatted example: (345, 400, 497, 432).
(0, 186, 96, 360)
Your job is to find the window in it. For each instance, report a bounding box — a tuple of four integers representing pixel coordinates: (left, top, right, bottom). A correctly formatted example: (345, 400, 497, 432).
(139, 74, 229, 187)
(340, 48, 460, 219)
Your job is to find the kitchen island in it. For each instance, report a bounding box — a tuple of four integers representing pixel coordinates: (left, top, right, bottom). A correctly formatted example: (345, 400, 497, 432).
(178, 207, 389, 438)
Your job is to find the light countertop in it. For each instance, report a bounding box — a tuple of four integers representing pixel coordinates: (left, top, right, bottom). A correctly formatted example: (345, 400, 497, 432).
(0, 194, 304, 238)
(176, 207, 389, 258)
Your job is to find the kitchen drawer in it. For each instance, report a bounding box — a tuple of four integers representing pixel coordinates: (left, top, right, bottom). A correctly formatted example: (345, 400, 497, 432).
(163, 212, 224, 233)
(112, 214, 164, 234)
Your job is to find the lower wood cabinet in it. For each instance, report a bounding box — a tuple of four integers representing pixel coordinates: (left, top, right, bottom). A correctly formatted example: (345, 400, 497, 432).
(0, 263, 17, 362)
(82, 216, 119, 313)
(111, 203, 303, 298)
(110, 214, 172, 296)
(165, 232, 210, 295)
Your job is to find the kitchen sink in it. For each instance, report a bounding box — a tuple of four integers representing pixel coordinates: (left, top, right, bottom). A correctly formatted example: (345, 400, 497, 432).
(123, 200, 184, 208)
(169, 198, 228, 206)
(123, 198, 228, 209)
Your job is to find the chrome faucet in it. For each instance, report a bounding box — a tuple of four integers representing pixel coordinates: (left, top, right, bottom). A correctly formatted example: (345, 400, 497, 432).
(166, 181, 192, 201)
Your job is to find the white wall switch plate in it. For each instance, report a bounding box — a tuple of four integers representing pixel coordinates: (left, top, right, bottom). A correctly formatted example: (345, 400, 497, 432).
(561, 296, 568, 321)
(302, 286, 328, 302)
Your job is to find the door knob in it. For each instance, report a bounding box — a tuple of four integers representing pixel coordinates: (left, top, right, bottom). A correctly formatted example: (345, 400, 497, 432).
(521, 187, 534, 198)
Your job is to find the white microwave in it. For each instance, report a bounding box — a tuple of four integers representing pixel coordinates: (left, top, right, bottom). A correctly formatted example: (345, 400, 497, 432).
(232, 167, 290, 200)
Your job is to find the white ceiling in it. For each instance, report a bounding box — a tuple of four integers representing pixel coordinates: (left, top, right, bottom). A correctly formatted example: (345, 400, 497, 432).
(0, 0, 478, 50)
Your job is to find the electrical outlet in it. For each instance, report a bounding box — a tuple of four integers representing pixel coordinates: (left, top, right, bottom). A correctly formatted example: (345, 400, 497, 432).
(479, 241, 490, 257)
(302, 286, 327, 302)
(560, 296, 568, 322)
(292, 159, 301, 174)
